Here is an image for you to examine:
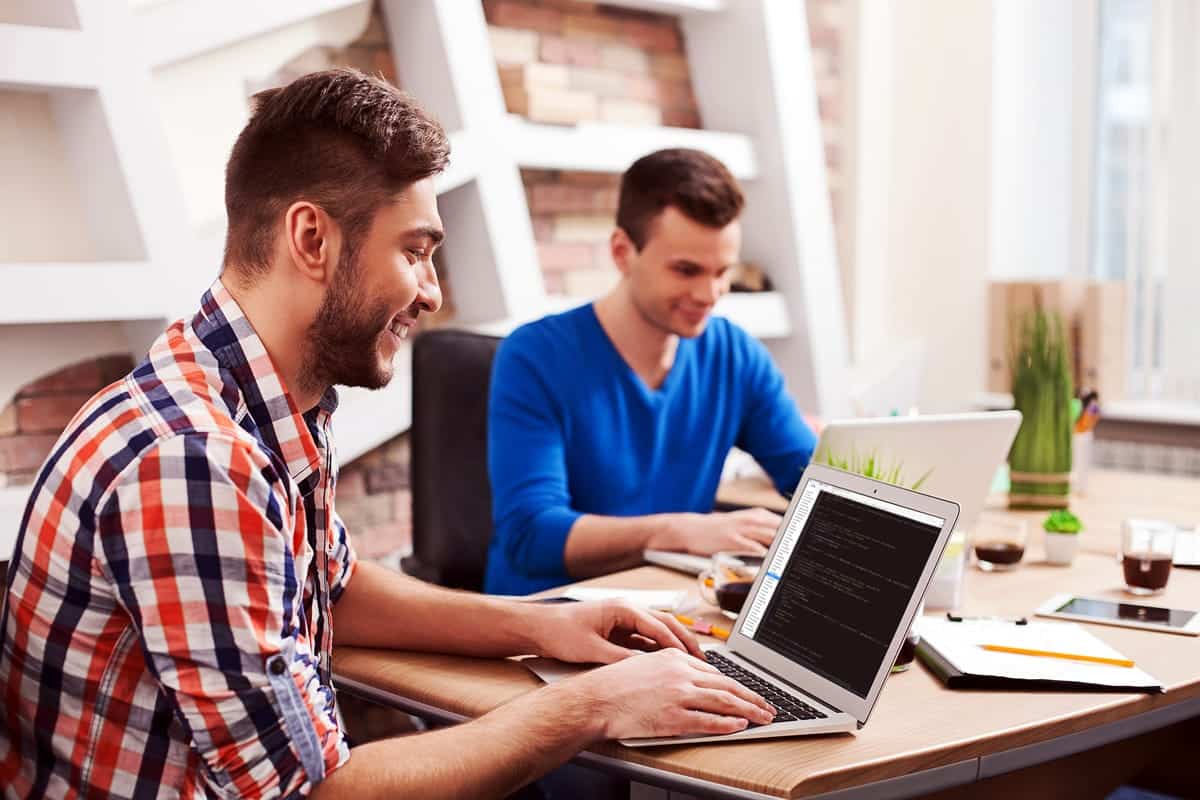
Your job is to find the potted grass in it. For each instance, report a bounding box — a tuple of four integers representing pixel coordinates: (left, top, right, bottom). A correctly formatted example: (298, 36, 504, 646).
(1043, 510, 1082, 566)
(1008, 309, 1074, 509)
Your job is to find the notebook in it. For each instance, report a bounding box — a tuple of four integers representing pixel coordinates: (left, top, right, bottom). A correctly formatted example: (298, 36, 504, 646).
(915, 617, 1162, 693)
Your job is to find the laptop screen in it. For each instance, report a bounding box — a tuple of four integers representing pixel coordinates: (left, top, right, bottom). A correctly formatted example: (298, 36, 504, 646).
(738, 479, 945, 698)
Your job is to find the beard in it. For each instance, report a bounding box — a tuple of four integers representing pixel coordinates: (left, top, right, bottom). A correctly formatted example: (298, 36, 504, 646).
(298, 251, 396, 395)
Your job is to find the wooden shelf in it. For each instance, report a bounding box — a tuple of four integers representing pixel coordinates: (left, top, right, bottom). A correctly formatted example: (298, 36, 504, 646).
(503, 116, 758, 179)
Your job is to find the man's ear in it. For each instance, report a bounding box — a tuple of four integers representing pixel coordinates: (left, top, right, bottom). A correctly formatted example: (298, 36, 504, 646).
(283, 200, 340, 286)
(611, 227, 638, 276)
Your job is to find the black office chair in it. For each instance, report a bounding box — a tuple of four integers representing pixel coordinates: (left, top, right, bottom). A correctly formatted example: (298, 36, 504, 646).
(401, 329, 502, 592)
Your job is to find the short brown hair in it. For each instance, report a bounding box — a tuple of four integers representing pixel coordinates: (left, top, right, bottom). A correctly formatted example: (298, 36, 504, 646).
(615, 148, 744, 249)
(223, 68, 449, 276)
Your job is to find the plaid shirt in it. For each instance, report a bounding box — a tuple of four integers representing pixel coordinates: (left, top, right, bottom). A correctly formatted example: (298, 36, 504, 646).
(0, 280, 356, 798)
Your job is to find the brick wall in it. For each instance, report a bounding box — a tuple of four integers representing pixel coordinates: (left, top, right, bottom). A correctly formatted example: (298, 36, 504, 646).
(486, 0, 698, 297)
(335, 434, 412, 563)
(486, 1, 699, 128)
(0, 355, 133, 487)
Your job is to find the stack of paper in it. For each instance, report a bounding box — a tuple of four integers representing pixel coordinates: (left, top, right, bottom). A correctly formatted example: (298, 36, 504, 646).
(560, 587, 686, 610)
(915, 617, 1162, 692)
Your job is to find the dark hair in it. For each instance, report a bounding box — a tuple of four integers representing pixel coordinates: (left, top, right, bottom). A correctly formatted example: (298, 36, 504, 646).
(615, 148, 744, 249)
(223, 68, 449, 276)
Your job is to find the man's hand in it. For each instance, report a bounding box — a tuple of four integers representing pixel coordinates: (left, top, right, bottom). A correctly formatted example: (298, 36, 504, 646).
(557, 648, 776, 741)
(649, 508, 783, 556)
(531, 600, 703, 664)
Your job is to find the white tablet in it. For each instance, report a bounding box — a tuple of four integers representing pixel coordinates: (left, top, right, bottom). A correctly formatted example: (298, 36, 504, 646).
(1036, 593, 1200, 636)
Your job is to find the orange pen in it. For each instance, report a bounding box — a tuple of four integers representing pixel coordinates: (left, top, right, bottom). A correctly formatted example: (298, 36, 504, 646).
(674, 613, 730, 641)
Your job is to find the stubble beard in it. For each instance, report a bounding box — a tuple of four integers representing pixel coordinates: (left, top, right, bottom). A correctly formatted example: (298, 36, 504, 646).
(299, 251, 395, 396)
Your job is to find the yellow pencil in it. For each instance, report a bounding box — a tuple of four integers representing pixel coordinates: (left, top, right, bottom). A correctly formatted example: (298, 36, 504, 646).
(674, 613, 731, 641)
(979, 643, 1134, 668)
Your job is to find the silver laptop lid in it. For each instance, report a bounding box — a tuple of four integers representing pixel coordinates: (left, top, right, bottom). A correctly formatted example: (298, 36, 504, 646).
(814, 411, 1020, 532)
(725, 464, 959, 726)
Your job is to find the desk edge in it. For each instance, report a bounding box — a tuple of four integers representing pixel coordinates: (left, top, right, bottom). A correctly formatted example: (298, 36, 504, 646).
(335, 675, 980, 800)
(979, 692, 1200, 778)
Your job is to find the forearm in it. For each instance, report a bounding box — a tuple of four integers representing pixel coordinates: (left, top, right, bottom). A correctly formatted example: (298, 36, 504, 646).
(333, 560, 539, 655)
(562, 513, 683, 578)
(311, 680, 600, 800)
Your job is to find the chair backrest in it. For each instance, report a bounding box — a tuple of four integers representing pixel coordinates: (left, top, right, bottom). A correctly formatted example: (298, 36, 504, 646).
(402, 329, 501, 591)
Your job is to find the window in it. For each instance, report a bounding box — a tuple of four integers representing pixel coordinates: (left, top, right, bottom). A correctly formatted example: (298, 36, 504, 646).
(1090, 0, 1198, 404)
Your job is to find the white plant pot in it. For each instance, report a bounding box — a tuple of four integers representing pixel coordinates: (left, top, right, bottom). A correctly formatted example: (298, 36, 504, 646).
(1044, 531, 1080, 565)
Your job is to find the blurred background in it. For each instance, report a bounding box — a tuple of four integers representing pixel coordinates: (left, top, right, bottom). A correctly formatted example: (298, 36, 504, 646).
(1, 0, 1198, 566)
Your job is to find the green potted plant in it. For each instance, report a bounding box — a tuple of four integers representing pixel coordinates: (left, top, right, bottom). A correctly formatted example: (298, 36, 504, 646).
(1043, 509, 1082, 565)
(1008, 309, 1074, 509)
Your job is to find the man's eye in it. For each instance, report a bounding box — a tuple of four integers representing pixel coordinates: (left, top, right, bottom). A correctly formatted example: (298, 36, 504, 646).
(407, 249, 427, 262)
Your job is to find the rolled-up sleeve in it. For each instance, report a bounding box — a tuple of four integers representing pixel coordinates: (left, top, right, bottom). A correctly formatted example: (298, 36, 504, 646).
(95, 432, 348, 798)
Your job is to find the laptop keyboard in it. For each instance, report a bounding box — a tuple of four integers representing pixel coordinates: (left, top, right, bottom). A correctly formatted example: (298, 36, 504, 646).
(705, 651, 828, 725)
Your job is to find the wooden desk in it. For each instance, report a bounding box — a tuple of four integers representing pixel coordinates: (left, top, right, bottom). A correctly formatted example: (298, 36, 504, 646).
(335, 470, 1200, 799)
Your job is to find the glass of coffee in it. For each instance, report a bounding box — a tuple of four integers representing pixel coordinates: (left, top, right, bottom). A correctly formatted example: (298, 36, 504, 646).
(1121, 521, 1176, 596)
(972, 514, 1028, 572)
(698, 552, 763, 618)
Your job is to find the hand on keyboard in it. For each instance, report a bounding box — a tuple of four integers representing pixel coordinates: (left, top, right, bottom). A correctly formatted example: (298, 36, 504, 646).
(705, 651, 827, 726)
(559, 648, 776, 741)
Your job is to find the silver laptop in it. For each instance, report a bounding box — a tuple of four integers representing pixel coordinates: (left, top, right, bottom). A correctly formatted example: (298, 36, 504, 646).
(624, 464, 959, 746)
(814, 411, 1020, 533)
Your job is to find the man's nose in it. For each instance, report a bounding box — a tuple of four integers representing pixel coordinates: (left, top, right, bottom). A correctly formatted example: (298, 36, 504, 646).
(415, 261, 442, 313)
(696, 277, 728, 306)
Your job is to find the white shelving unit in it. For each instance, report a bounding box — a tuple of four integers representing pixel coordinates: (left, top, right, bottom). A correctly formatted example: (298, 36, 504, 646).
(0, 0, 849, 553)
(503, 116, 758, 178)
(714, 291, 791, 339)
(382, 0, 846, 414)
(596, 0, 727, 13)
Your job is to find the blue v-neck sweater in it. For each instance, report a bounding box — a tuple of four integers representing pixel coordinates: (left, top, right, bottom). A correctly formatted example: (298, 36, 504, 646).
(484, 304, 816, 595)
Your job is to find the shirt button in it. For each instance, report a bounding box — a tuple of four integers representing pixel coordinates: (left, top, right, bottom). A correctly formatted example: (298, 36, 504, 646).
(270, 657, 287, 676)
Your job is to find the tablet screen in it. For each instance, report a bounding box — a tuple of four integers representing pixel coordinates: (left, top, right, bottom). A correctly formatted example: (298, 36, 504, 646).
(1056, 597, 1196, 629)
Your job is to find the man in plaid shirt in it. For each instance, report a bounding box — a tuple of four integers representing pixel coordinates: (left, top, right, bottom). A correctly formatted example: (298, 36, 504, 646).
(0, 70, 773, 798)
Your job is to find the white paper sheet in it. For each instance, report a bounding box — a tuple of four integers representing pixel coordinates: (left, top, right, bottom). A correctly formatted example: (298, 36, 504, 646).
(520, 656, 588, 684)
(915, 617, 1161, 689)
(560, 587, 686, 610)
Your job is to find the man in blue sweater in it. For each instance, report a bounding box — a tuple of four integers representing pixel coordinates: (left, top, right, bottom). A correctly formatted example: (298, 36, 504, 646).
(486, 149, 818, 595)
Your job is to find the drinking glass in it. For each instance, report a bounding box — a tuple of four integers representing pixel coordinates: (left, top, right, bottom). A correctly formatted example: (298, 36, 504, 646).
(972, 514, 1028, 572)
(1121, 521, 1176, 595)
(698, 552, 763, 618)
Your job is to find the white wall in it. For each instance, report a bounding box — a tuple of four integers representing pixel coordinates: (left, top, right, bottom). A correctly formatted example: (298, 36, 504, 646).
(988, 0, 1084, 281)
(0, 90, 98, 262)
(152, 4, 370, 234)
(852, 0, 993, 413)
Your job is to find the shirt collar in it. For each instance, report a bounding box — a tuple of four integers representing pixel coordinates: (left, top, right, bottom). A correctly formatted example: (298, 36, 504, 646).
(192, 278, 337, 485)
